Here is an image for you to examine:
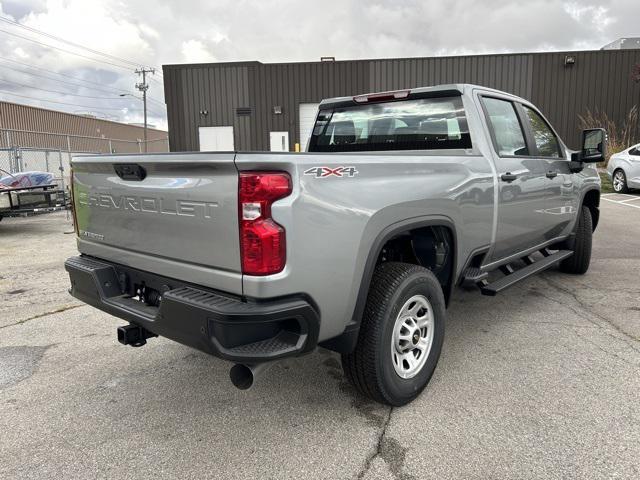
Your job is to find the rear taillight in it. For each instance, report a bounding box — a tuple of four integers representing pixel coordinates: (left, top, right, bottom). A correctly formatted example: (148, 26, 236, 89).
(239, 171, 292, 275)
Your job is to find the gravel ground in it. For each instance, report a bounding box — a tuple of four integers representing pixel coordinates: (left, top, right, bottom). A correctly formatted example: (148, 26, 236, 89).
(1, 200, 639, 480)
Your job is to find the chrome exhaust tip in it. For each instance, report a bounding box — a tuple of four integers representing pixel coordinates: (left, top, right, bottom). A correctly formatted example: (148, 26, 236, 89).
(229, 363, 271, 390)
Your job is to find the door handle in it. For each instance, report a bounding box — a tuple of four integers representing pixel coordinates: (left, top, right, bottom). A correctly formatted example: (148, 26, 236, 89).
(546, 171, 558, 179)
(500, 172, 518, 182)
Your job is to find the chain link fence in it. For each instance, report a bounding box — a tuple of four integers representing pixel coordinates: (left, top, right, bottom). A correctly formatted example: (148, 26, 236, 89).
(0, 147, 66, 186)
(0, 128, 170, 187)
(0, 128, 169, 154)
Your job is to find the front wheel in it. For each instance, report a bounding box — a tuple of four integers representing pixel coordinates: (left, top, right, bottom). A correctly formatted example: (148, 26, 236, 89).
(613, 169, 629, 193)
(341, 262, 446, 406)
(560, 205, 593, 274)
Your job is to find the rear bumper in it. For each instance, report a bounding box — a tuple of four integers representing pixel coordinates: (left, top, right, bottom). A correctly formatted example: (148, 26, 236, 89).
(65, 255, 319, 363)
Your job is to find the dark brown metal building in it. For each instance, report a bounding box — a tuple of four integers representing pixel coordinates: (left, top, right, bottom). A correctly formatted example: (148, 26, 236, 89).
(163, 48, 640, 152)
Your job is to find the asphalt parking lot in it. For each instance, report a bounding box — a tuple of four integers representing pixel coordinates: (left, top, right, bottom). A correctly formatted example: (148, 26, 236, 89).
(1, 198, 639, 480)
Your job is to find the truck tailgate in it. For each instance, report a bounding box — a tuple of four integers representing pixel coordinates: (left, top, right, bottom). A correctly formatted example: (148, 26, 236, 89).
(72, 153, 242, 293)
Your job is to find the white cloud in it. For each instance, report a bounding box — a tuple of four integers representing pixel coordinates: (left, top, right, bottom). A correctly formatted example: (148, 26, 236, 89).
(20, 0, 153, 69)
(0, 0, 639, 130)
(563, 2, 614, 33)
(181, 39, 218, 63)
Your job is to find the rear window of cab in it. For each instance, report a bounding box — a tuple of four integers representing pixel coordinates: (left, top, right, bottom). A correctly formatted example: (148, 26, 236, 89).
(308, 96, 471, 152)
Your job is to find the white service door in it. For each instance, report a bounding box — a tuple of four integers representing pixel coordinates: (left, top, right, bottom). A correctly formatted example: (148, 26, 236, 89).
(198, 126, 234, 151)
(269, 131, 290, 152)
(299, 103, 319, 152)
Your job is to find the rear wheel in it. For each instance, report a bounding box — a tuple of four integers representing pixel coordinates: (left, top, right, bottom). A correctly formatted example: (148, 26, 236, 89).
(613, 169, 629, 193)
(560, 205, 592, 274)
(341, 262, 445, 406)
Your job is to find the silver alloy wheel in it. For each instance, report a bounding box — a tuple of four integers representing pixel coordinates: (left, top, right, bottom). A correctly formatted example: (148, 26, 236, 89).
(613, 170, 625, 192)
(390, 294, 435, 379)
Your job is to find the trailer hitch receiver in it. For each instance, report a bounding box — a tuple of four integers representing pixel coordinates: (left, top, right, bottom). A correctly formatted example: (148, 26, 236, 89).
(117, 324, 157, 347)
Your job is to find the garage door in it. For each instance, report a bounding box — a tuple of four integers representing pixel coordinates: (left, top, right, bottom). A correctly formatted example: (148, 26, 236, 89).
(198, 126, 234, 151)
(298, 103, 319, 152)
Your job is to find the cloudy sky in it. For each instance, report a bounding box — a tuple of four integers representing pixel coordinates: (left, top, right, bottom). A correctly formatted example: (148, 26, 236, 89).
(0, 0, 638, 130)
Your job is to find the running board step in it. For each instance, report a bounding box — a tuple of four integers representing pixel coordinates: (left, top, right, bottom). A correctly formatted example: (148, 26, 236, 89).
(480, 250, 573, 296)
(461, 267, 488, 287)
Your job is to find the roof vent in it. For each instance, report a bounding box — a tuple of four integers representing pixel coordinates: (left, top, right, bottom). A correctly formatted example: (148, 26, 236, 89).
(236, 107, 252, 116)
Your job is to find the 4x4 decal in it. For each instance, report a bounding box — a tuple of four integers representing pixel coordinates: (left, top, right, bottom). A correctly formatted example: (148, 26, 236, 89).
(303, 166, 359, 178)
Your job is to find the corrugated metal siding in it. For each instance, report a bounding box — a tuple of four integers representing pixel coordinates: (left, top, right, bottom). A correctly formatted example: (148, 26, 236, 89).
(530, 49, 640, 148)
(247, 61, 368, 150)
(164, 63, 254, 151)
(367, 54, 533, 98)
(0, 101, 167, 141)
(164, 49, 640, 151)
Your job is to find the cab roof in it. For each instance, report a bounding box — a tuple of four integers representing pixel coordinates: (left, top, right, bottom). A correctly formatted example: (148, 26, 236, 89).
(318, 84, 524, 110)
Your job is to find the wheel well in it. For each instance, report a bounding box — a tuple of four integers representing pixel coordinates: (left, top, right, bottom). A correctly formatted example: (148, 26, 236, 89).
(376, 225, 454, 304)
(582, 189, 600, 231)
(319, 223, 455, 355)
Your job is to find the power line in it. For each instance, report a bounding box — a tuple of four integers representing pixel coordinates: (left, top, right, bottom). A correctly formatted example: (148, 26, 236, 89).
(0, 55, 136, 93)
(0, 16, 159, 70)
(0, 27, 137, 72)
(0, 88, 133, 111)
(0, 17, 169, 106)
(0, 63, 128, 95)
(0, 66, 166, 113)
(0, 88, 167, 119)
(0, 77, 129, 99)
(0, 56, 166, 105)
(0, 79, 166, 117)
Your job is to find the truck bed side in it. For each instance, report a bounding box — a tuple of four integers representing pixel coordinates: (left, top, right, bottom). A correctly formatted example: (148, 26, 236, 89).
(236, 150, 495, 341)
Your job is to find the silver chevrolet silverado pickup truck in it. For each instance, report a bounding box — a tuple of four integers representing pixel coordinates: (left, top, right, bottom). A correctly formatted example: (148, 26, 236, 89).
(65, 84, 604, 406)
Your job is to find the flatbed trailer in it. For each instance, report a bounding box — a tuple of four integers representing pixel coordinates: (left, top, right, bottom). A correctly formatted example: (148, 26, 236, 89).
(0, 184, 69, 220)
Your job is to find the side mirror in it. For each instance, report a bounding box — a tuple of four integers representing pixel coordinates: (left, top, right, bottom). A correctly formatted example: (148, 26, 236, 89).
(579, 128, 606, 163)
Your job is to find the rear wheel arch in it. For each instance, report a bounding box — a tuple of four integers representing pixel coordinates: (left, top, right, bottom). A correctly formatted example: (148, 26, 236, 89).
(320, 215, 458, 353)
(320, 218, 456, 355)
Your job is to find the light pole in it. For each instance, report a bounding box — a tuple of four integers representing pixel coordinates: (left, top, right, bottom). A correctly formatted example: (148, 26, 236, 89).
(120, 90, 150, 152)
(120, 93, 144, 152)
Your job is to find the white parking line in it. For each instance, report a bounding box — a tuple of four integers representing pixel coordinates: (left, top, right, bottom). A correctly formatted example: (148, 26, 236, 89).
(602, 196, 640, 209)
(601, 193, 640, 202)
(601, 193, 636, 198)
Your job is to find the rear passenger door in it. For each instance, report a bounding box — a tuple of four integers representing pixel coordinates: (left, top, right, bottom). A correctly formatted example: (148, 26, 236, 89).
(520, 104, 577, 239)
(480, 96, 549, 261)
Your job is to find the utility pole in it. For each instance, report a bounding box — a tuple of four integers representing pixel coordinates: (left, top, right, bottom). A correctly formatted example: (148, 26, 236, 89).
(135, 67, 155, 152)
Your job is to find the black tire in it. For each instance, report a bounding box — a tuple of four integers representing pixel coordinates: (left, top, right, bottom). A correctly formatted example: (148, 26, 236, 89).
(613, 169, 629, 194)
(559, 205, 592, 274)
(341, 262, 446, 406)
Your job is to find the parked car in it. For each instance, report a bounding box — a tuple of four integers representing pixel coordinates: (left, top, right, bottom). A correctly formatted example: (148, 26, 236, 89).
(65, 84, 604, 406)
(607, 143, 640, 193)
